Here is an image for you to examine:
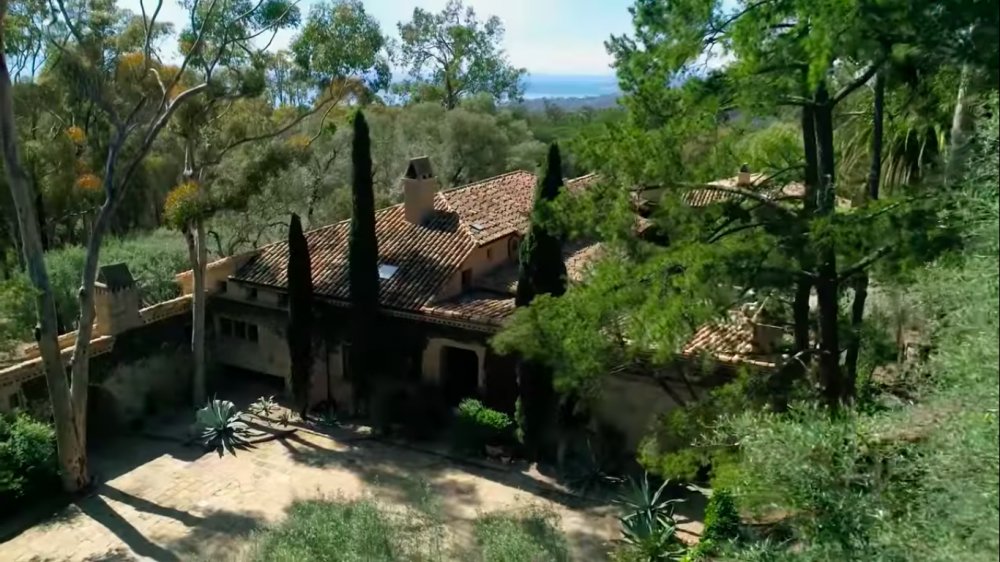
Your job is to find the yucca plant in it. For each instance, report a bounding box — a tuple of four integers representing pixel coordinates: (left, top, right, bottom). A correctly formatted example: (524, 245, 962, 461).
(616, 473, 686, 561)
(195, 398, 252, 457)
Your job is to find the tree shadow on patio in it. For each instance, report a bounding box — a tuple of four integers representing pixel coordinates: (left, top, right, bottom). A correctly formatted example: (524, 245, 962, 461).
(65, 485, 265, 562)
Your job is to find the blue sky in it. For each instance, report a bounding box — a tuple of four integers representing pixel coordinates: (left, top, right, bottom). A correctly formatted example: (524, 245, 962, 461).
(118, 0, 636, 75)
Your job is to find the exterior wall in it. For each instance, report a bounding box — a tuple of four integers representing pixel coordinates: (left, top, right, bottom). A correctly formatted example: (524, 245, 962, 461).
(593, 373, 698, 452)
(86, 312, 193, 438)
(421, 337, 487, 389)
(208, 296, 342, 409)
(207, 293, 516, 415)
(440, 234, 517, 299)
(176, 252, 254, 296)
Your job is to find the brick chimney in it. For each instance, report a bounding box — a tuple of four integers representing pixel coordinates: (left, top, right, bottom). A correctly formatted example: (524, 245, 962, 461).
(402, 156, 437, 224)
(94, 263, 143, 336)
(737, 163, 752, 187)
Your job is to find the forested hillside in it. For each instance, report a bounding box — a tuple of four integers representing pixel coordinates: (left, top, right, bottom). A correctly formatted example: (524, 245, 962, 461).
(0, 0, 617, 348)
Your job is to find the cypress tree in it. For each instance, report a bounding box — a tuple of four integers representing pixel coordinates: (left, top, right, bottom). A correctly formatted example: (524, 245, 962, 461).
(348, 110, 379, 415)
(516, 143, 567, 305)
(286, 212, 313, 418)
(515, 143, 566, 460)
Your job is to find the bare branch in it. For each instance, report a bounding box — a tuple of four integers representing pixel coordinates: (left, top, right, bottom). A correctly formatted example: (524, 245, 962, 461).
(115, 83, 210, 206)
(683, 183, 797, 216)
(161, 0, 218, 113)
(203, 98, 335, 167)
(839, 245, 893, 281)
(141, 0, 164, 64)
(832, 56, 886, 105)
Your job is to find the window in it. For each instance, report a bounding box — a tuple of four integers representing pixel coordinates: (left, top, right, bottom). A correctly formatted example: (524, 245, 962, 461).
(219, 281, 228, 293)
(486, 247, 493, 260)
(461, 269, 472, 290)
(247, 288, 258, 300)
(220, 316, 260, 344)
(508, 236, 521, 258)
(277, 293, 289, 307)
(378, 263, 399, 280)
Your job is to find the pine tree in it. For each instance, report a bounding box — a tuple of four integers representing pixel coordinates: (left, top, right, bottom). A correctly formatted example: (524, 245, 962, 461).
(348, 110, 379, 415)
(515, 143, 566, 460)
(286, 213, 313, 418)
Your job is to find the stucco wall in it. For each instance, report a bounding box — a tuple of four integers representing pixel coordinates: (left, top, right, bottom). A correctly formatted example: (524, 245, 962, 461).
(209, 297, 343, 409)
(440, 235, 516, 299)
(593, 374, 696, 452)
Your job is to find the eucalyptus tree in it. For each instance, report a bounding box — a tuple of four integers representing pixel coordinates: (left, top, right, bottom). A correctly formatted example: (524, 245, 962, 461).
(396, 0, 525, 109)
(1, 0, 312, 490)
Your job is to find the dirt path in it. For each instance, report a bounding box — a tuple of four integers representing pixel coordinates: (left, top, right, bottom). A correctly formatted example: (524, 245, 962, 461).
(0, 427, 625, 561)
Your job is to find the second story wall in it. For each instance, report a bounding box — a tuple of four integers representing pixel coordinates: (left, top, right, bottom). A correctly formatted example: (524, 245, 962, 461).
(439, 234, 521, 299)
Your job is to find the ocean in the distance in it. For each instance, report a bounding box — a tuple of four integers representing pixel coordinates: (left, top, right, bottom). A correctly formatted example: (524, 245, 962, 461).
(522, 74, 619, 100)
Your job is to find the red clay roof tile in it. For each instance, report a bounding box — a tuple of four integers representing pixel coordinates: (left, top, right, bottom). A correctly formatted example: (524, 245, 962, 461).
(442, 170, 538, 245)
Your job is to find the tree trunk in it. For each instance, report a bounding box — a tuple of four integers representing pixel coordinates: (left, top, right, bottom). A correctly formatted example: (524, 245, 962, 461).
(812, 84, 845, 408)
(185, 222, 208, 406)
(68, 197, 114, 452)
(845, 71, 885, 389)
(773, 104, 820, 412)
(0, 22, 89, 492)
(945, 63, 971, 185)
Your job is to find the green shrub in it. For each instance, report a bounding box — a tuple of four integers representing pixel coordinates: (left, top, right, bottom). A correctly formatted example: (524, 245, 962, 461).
(453, 399, 514, 454)
(249, 499, 400, 561)
(473, 510, 569, 562)
(703, 488, 741, 542)
(0, 412, 60, 507)
(0, 229, 189, 345)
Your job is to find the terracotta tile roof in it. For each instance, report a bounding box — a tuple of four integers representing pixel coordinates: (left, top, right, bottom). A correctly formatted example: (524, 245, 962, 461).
(471, 240, 603, 297)
(234, 194, 476, 311)
(233, 171, 600, 322)
(442, 171, 538, 245)
(681, 308, 783, 369)
(682, 173, 770, 207)
(422, 291, 515, 327)
(565, 173, 599, 193)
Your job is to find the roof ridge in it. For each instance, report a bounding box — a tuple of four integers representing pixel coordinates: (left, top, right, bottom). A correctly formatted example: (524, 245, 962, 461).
(434, 191, 480, 246)
(440, 169, 536, 195)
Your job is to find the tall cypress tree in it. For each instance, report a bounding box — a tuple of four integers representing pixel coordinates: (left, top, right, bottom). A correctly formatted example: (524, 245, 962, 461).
(348, 110, 379, 415)
(286, 212, 313, 418)
(515, 143, 566, 460)
(515, 143, 567, 306)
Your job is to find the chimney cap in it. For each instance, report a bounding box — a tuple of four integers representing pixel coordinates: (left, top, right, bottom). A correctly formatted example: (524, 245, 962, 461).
(404, 156, 434, 180)
(97, 263, 136, 291)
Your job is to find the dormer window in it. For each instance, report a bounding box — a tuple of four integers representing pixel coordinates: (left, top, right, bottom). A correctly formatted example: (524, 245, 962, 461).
(378, 263, 399, 280)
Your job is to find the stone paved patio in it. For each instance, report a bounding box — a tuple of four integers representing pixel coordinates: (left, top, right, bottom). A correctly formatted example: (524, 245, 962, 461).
(1, 425, 631, 561)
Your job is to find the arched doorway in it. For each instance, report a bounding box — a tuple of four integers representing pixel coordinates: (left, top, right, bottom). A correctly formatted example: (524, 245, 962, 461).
(440, 345, 480, 407)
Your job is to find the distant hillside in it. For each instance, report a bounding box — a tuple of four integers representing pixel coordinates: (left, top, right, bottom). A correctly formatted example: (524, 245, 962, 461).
(517, 74, 620, 112)
(518, 93, 620, 112)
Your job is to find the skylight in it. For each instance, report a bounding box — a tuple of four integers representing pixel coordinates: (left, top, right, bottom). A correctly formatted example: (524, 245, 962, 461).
(378, 264, 399, 280)
(470, 223, 484, 233)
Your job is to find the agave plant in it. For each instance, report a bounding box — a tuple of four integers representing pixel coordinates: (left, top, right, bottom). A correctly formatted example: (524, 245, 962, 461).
(564, 437, 624, 495)
(248, 395, 279, 419)
(616, 473, 686, 561)
(620, 513, 686, 561)
(195, 398, 252, 457)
